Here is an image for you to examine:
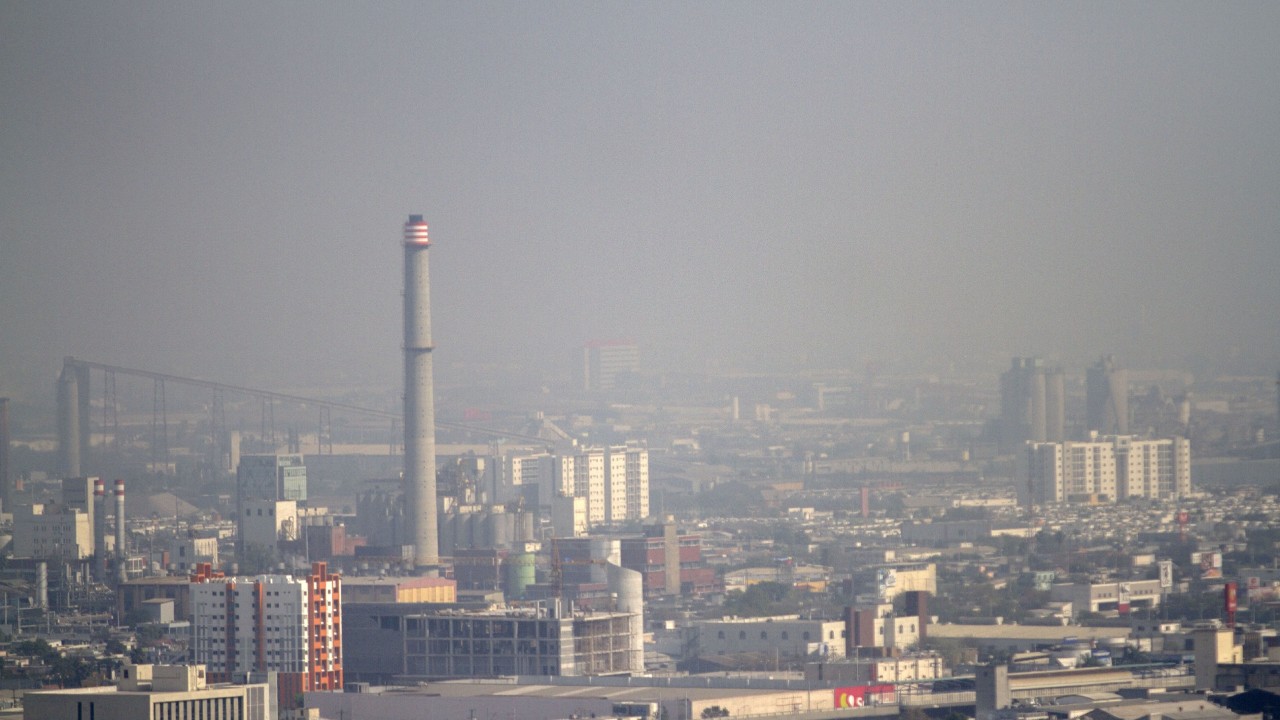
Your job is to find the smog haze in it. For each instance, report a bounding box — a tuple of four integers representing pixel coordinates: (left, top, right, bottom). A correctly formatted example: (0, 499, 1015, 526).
(3, 2, 1279, 399)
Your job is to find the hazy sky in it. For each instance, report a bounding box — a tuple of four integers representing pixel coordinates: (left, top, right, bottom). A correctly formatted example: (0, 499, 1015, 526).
(3, 2, 1278, 399)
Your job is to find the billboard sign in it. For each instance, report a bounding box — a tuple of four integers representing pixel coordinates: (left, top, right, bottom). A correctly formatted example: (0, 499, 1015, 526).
(835, 685, 896, 708)
(877, 568, 897, 599)
(1158, 560, 1174, 589)
(1200, 551, 1222, 580)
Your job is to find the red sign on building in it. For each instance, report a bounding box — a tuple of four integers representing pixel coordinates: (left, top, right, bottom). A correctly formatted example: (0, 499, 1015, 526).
(834, 685, 895, 708)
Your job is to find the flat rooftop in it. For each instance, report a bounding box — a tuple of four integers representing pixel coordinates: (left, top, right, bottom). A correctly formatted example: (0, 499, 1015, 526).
(344, 576, 456, 588)
(373, 681, 813, 703)
(928, 624, 1131, 641)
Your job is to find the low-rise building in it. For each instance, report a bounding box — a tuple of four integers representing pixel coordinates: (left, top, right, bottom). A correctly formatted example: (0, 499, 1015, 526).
(118, 576, 194, 622)
(238, 499, 297, 554)
(694, 616, 847, 659)
(807, 653, 948, 684)
(170, 535, 219, 572)
(23, 664, 272, 720)
(343, 576, 456, 604)
(1050, 579, 1163, 615)
(846, 601, 923, 653)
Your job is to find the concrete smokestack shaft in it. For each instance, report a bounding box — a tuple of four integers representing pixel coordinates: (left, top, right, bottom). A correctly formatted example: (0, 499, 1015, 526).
(403, 215, 438, 570)
(114, 479, 126, 564)
(0, 398, 10, 512)
(94, 479, 107, 581)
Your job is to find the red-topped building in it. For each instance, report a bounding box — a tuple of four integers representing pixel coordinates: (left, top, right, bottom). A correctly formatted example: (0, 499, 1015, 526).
(191, 561, 342, 710)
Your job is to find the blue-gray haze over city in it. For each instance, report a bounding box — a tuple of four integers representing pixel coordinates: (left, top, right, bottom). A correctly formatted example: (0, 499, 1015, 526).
(2, 2, 1279, 398)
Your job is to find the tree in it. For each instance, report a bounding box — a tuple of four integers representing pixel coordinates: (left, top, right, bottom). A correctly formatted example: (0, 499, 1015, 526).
(722, 582, 801, 617)
(12, 638, 56, 662)
(49, 656, 93, 687)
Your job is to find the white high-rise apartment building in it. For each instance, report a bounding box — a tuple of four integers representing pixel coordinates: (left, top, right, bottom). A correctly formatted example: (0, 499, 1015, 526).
(192, 574, 309, 677)
(616, 445, 649, 522)
(568, 450, 607, 526)
(551, 445, 649, 529)
(190, 562, 343, 698)
(605, 449, 628, 523)
(493, 451, 558, 506)
(1027, 434, 1190, 505)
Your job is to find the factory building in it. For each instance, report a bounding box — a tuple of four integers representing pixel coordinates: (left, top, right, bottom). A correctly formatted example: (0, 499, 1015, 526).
(24, 664, 272, 720)
(12, 502, 93, 561)
(403, 602, 640, 678)
(354, 478, 406, 550)
(439, 504, 536, 556)
(999, 357, 1066, 453)
(119, 576, 195, 622)
(694, 616, 848, 659)
(1026, 434, 1191, 504)
(238, 499, 298, 555)
(169, 534, 219, 573)
(1087, 355, 1130, 435)
(237, 454, 307, 505)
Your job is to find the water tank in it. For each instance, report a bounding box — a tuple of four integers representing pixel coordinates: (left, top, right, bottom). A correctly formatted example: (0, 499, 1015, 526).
(506, 552, 536, 599)
(607, 563, 645, 672)
(589, 537, 620, 583)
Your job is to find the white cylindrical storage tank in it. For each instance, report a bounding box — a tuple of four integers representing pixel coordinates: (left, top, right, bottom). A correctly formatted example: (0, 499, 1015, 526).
(439, 513, 456, 556)
(517, 511, 535, 543)
(589, 537, 620, 584)
(490, 509, 511, 549)
(608, 562, 645, 673)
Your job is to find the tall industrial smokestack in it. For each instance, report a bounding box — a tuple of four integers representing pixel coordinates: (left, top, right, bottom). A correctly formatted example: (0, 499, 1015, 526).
(0, 397, 10, 513)
(94, 478, 107, 582)
(114, 479, 127, 583)
(403, 214, 439, 571)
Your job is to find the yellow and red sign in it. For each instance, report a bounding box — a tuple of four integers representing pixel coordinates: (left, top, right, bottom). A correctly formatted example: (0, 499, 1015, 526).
(835, 685, 895, 708)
